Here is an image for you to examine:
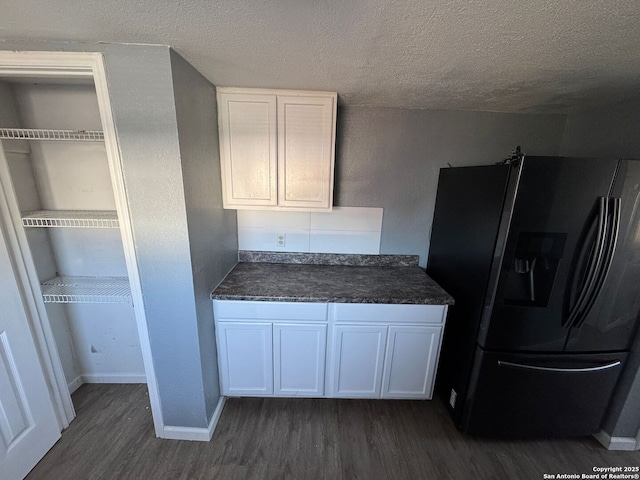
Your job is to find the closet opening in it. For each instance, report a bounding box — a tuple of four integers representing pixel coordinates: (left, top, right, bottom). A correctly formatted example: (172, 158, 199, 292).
(0, 54, 161, 438)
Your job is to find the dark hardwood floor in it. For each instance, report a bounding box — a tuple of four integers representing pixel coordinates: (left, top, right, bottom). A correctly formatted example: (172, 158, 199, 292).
(27, 384, 640, 480)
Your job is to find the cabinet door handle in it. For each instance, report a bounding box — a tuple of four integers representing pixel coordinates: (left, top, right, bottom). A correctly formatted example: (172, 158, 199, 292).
(497, 360, 621, 373)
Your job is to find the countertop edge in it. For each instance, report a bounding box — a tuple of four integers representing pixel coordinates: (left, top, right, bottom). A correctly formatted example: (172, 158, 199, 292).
(210, 294, 454, 305)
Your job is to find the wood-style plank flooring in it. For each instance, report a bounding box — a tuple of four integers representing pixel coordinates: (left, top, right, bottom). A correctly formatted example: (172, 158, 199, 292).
(27, 384, 640, 479)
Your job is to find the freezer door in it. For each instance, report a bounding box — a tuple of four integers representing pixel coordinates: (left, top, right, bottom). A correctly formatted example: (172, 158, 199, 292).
(463, 349, 626, 437)
(480, 157, 620, 352)
(566, 160, 640, 352)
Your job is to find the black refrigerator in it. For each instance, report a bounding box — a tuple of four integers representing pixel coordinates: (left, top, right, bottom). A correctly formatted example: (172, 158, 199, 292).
(426, 156, 640, 437)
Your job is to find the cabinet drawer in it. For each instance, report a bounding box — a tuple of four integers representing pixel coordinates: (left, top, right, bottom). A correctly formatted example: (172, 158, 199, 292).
(213, 300, 327, 321)
(331, 303, 446, 324)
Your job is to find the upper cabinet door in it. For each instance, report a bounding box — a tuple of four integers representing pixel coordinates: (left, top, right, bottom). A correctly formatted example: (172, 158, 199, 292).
(277, 95, 335, 209)
(218, 92, 278, 207)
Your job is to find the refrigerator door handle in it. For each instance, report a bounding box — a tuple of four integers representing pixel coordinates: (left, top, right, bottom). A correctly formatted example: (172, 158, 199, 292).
(563, 197, 609, 327)
(497, 360, 621, 373)
(574, 197, 622, 328)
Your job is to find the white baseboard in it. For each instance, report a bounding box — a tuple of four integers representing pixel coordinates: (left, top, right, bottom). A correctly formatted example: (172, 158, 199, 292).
(68, 373, 147, 391)
(81, 374, 146, 384)
(67, 375, 83, 394)
(594, 430, 639, 451)
(162, 396, 227, 442)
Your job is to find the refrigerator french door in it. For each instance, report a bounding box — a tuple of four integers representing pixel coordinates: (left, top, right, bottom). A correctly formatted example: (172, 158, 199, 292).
(427, 156, 640, 437)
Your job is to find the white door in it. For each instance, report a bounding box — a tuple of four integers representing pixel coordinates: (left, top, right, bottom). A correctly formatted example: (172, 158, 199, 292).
(0, 224, 61, 480)
(381, 325, 442, 399)
(273, 323, 326, 397)
(216, 322, 273, 395)
(277, 95, 334, 209)
(330, 324, 387, 398)
(218, 92, 278, 208)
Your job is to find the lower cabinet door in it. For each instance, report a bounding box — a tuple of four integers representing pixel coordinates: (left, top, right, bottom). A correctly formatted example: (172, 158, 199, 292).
(273, 323, 326, 396)
(381, 325, 442, 399)
(330, 324, 387, 397)
(217, 322, 273, 395)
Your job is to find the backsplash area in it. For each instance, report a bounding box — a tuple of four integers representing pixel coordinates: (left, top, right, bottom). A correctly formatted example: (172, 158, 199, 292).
(237, 207, 383, 254)
(238, 251, 419, 267)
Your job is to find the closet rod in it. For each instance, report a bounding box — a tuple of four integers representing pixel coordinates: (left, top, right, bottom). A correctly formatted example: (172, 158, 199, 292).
(0, 128, 104, 141)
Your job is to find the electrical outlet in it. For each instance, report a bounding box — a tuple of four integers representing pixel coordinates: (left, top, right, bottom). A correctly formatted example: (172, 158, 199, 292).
(277, 233, 286, 247)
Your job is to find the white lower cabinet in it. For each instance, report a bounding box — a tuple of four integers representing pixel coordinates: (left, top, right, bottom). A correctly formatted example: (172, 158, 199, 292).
(214, 301, 329, 397)
(217, 322, 274, 396)
(329, 325, 387, 397)
(217, 321, 327, 397)
(328, 325, 443, 399)
(213, 300, 448, 400)
(274, 323, 326, 396)
(381, 326, 442, 399)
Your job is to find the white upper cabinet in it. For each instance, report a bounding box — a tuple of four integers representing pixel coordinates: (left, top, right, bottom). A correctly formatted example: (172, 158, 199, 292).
(217, 88, 336, 211)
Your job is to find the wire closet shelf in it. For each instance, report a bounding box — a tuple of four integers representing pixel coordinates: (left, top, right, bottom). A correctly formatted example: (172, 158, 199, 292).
(0, 128, 104, 142)
(41, 276, 131, 304)
(22, 210, 119, 229)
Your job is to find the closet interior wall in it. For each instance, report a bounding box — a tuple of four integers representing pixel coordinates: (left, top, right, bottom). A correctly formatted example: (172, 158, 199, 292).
(0, 79, 145, 394)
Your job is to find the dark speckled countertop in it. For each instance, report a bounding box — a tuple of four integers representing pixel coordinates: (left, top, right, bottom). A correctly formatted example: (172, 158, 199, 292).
(211, 257, 454, 305)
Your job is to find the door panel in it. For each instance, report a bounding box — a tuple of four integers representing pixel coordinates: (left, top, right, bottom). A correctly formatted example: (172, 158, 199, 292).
(330, 325, 386, 398)
(217, 322, 273, 395)
(277, 95, 334, 209)
(0, 225, 60, 480)
(464, 348, 626, 437)
(381, 326, 441, 399)
(0, 334, 30, 443)
(483, 157, 619, 352)
(567, 160, 640, 352)
(274, 323, 326, 397)
(218, 93, 278, 207)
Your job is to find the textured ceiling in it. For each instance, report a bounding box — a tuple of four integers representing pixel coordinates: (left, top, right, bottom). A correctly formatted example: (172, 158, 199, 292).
(1, 0, 640, 113)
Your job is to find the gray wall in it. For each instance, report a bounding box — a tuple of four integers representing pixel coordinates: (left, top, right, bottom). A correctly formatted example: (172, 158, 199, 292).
(102, 44, 209, 428)
(334, 107, 567, 267)
(560, 98, 640, 158)
(561, 98, 640, 440)
(0, 82, 21, 126)
(0, 40, 229, 429)
(170, 50, 238, 420)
